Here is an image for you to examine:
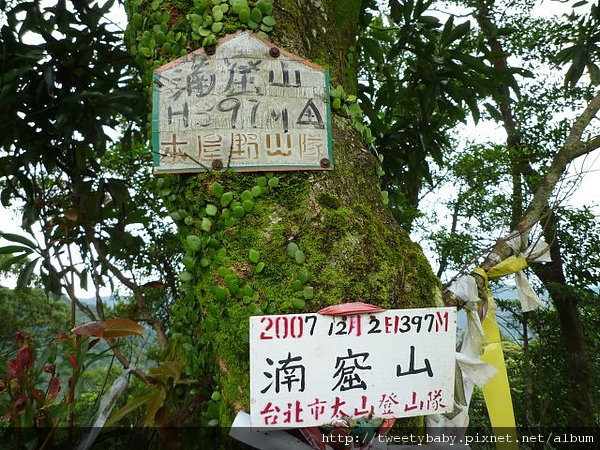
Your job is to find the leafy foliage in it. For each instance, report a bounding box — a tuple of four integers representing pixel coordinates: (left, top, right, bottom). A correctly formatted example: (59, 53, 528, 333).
(414, 0, 600, 428)
(357, 0, 508, 227)
(0, 0, 598, 438)
(553, 0, 600, 86)
(0, 287, 68, 355)
(0, 0, 137, 287)
(0, 0, 179, 333)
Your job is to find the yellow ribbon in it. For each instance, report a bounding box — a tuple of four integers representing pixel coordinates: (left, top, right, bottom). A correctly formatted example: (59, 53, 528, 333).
(487, 255, 528, 279)
(473, 266, 519, 450)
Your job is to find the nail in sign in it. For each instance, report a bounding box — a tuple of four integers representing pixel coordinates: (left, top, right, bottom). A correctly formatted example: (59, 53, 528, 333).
(249, 307, 456, 428)
(152, 31, 333, 174)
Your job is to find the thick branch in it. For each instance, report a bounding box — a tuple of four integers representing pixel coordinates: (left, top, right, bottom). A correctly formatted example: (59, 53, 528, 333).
(517, 91, 600, 233)
(580, 134, 600, 157)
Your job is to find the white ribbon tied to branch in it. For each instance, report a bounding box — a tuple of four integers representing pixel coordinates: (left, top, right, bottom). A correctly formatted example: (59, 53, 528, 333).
(506, 232, 552, 312)
(427, 275, 496, 432)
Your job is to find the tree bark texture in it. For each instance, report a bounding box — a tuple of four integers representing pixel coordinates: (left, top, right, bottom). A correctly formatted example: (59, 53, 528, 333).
(128, 0, 441, 425)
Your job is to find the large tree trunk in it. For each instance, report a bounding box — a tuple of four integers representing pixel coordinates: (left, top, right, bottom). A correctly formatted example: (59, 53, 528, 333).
(128, 0, 441, 426)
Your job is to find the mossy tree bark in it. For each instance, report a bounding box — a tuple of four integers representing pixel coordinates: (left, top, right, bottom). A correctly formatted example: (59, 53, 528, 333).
(129, 0, 441, 426)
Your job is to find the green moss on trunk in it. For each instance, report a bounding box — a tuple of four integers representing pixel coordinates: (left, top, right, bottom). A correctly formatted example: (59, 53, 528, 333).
(129, 0, 442, 427)
(166, 117, 441, 423)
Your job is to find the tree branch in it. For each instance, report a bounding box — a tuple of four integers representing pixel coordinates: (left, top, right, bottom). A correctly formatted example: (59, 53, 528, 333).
(444, 7, 600, 302)
(518, 91, 600, 234)
(85, 226, 169, 352)
(580, 134, 600, 157)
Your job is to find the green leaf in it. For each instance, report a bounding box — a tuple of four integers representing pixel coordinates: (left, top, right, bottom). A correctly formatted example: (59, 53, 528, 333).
(389, 0, 402, 23)
(291, 298, 305, 310)
(250, 7, 263, 23)
(256, 0, 273, 15)
(239, 7, 251, 23)
(330, 85, 344, 99)
(212, 22, 223, 33)
(483, 103, 503, 122)
(381, 190, 389, 205)
(211, 182, 224, 197)
(0, 232, 36, 248)
(251, 185, 262, 197)
(241, 190, 253, 201)
(16, 259, 38, 289)
(360, 37, 384, 63)
(200, 257, 211, 267)
(201, 217, 213, 232)
(262, 15, 276, 27)
(268, 177, 279, 188)
(242, 199, 254, 212)
(106, 394, 153, 426)
(442, 19, 470, 46)
(242, 284, 253, 297)
(232, 205, 245, 218)
(297, 269, 310, 284)
(144, 388, 167, 426)
(248, 249, 260, 264)
(0, 245, 33, 255)
(179, 271, 194, 282)
(226, 278, 239, 293)
(182, 255, 195, 269)
(417, 15, 440, 26)
(186, 235, 203, 252)
(255, 262, 265, 273)
(287, 242, 299, 257)
(220, 191, 233, 206)
(303, 286, 314, 300)
(294, 250, 306, 264)
(231, 0, 248, 13)
(205, 204, 218, 216)
(291, 279, 303, 291)
(213, 10, 224, 22)
(213, 286, 229, 301)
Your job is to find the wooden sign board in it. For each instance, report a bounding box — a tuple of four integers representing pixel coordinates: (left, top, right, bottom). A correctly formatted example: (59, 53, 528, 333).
(152, 32, 333, 174)
(249, 307, 456, 428)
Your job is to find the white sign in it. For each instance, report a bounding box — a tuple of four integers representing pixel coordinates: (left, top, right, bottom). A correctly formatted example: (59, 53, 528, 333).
(152, 32, 333, 173)
(249, 307, 456, 428)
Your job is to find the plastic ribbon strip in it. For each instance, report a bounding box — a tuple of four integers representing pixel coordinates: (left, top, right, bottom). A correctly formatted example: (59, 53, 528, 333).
(421, 234, 550, 446)
(480, 302, 519, 450)
(476, 267, 518, 450)
(76, 368, 132, 450)
(504, 233, 552, 312)
(427, 276, 497, 437)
